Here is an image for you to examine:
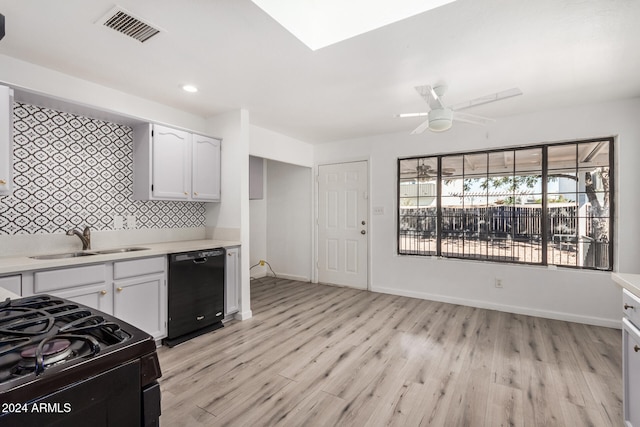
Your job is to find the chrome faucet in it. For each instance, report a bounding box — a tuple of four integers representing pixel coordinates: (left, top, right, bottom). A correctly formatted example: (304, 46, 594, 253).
(66, 226, 91, 250)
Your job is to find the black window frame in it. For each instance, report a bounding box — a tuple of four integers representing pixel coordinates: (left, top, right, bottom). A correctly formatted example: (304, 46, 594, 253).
(397, 137, 615, 271)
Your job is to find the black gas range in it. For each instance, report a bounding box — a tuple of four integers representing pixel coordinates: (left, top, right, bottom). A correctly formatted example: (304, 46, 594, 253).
(0, 295, 162, 427)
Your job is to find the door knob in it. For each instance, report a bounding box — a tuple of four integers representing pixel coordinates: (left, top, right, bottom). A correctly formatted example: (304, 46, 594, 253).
(361, 230, 366, 235)
(361, 220, 366, 225)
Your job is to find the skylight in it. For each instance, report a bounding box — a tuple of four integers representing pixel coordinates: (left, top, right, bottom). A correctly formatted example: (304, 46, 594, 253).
(251, 0, 456, 51)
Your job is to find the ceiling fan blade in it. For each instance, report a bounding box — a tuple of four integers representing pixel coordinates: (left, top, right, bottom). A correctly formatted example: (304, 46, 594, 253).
(453, 111, 495, 126)
(395, 112, 429, 118)
(450, 87, 522, 112)
(411, 119, 431, 134)
(414, 85, 445, 110)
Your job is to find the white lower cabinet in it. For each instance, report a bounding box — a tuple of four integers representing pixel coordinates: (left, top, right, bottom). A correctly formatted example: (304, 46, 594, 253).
(624, 318, 640, 427)
(225, 246, 240, 315)
(51, 283, 113, 314)
(114, 273, 166, 340)
(27, 256, 167, 340)
(624, 288, 640, 427)
(112, 257, 167, 340)
(0, 275, 22, 295)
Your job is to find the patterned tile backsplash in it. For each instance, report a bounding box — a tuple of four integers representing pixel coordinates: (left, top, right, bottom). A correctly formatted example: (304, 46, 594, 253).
(0, 102, 206, 235)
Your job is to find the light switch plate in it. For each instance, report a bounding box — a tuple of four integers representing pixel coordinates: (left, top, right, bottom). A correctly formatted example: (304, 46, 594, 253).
(372, 206, 385, 215)
(113, 215, 124, 230)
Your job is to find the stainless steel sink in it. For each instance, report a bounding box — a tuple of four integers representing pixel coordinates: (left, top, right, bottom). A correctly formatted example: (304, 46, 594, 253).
(93, 247, 149, 254)
(30, 247, 150, 259)
(30, 251, 97, 260)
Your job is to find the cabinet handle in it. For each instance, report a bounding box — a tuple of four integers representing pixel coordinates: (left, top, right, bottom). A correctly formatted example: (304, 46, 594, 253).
(624, 304, 634, 310)
(0, 179, 6, 184)
(194, 192, 198, 196)
(184, 192, 188, 195)
(635, 345, 640, 353)
(100, 290, 107, 295)
(117, 287, 123, 292)
(228, 253, 232, 256)
(196, 315, 205, 321)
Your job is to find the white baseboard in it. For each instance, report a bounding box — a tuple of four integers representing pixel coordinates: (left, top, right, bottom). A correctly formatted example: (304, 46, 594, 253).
(250, 271, 268, 279)
(251, 272, 310, 282)
(372, 285, 621, 329)
(273, 273, 310, 282)
(235, 310, 253, 320)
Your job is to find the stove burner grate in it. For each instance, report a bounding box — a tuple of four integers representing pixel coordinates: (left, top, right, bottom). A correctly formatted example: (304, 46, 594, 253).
(20, 338, 72, 365)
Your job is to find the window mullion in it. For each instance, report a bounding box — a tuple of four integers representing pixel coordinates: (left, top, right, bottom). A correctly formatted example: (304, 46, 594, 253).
(436, 156, 442, 257)
(541, 146, 548, 265)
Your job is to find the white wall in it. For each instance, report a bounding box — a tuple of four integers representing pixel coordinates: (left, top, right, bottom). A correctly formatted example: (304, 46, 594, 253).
(266, 160, 313, 281)
(249, 125, 314, 281)
(314, 97, 640, 328)
(206, 110, 252, 319)
(250, 125, 314, 167)
(249, 157, 268, 278)
(0, 54, 208, 133)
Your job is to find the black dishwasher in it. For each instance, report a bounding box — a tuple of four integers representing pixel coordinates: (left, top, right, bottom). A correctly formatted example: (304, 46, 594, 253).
(165, 248, 225, 347)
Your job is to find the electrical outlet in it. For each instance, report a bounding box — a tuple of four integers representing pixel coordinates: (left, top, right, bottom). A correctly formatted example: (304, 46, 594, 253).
(126, 215, 136, 229)
(113, 215, 124, 230)
(495, 278, 503, 288)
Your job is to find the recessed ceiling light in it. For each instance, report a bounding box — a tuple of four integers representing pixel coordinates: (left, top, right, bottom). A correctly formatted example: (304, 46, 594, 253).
(251, 0, 457, 50)
(182, 85, 198, 93)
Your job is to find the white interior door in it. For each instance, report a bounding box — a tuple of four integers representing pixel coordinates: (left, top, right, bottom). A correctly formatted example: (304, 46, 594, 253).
(317, 161, 368, 289)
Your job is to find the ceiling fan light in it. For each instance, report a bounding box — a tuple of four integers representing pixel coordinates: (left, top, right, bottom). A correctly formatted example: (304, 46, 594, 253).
(428, 108, 453, 132)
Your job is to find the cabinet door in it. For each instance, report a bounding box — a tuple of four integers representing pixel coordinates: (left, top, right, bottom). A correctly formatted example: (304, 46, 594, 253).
(152, 124, 191, 200)
(624, 317, 640, 427)
(0, 85, 13, 196)
(192, 135, 221, 201)
(51, 283, 113, 314)
(0, 275, 21, 295)
(225, 247, 240, 315)
(114, 273, 166, 340)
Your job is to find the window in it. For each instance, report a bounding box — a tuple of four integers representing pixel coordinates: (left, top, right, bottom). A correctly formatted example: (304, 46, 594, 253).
(398, 138, 613, 270)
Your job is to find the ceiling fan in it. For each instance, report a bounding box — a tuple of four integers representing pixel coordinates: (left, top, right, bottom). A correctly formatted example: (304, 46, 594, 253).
(397, 85, 523, 133)
(417, 162, 454, 179)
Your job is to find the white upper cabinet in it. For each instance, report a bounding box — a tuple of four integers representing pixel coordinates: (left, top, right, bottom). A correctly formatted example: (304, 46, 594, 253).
(151, 125, 191, 200)
(192, 134, 221, 201)
(133, 123, 221, 202)
(0, 85, 13, 196)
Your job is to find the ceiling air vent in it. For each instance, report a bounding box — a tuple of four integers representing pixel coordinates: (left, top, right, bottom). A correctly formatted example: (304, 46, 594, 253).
(97, 6, 162, 43)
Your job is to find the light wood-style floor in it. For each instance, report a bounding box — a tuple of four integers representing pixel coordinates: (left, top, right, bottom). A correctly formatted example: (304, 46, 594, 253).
(157, 277, 622, 426)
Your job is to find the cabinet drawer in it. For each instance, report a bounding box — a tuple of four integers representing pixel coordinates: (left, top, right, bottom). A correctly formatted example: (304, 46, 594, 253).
(0, 275, 21, 295)
(34, 264, 106, 293)
(114, 256, 165, 280)
(623, 288, 640, 326)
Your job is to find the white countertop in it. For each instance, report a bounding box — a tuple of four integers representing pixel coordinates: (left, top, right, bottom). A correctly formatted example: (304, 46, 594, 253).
(0, 239, 240, 275)
(612, 272, 640, 298)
